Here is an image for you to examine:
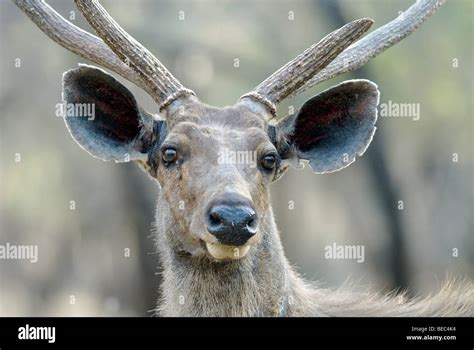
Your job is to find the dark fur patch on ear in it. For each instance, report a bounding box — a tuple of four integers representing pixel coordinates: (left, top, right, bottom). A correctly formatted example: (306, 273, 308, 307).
(293, 80, 377, 153)
(64, 66, 140, 144)
(276, 80, 379, 173)
(62, 65, 157, 162)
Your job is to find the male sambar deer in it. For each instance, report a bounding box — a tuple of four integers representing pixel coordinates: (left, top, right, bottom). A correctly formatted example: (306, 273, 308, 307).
(15, 0, 473, 316)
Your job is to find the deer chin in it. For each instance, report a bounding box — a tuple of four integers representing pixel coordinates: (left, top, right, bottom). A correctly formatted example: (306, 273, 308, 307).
(205, 242, 251, 261)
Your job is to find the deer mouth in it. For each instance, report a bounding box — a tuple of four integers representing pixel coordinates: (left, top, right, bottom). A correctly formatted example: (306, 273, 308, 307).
(204, 241, 251, 261)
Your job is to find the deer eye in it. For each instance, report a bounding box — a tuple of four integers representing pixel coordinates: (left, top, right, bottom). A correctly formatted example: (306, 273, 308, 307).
(162, 147, 178, 165)
(261, 154, 277, 171)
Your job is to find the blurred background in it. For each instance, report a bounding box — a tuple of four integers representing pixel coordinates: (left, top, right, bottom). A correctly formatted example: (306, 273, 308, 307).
(0, 0, 472, 316)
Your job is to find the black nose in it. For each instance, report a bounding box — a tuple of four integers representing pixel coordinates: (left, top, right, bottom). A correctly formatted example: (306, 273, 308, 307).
(207, 197, 258, 246)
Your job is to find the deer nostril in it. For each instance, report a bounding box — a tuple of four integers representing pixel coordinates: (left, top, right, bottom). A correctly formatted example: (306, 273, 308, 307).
(246, 217, 257, 234)
(209, 211, 222, 227)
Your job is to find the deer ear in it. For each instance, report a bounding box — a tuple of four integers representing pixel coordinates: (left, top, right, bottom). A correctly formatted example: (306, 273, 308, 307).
(275, 79, 379, 173)
(62, 64, 159, 162)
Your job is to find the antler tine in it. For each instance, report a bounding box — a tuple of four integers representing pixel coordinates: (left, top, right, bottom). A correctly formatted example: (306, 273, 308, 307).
(291, 0, 446, 97)
(13, 0, 153, 96)
(240, 18, 374, 116)
(74, 0, 195, 109)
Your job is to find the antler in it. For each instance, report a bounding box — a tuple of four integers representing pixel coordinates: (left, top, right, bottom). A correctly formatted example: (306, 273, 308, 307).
(74, 0, 194, 110)
(240, 18, 373, 116)
(14, 0, 194, 109)
(241, 0, 445, 117)
(291, 0, 446, 97)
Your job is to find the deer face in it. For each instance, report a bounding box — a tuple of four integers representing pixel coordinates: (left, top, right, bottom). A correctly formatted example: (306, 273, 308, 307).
(148, 101, 277, 260)
(62, 65, 378, 261)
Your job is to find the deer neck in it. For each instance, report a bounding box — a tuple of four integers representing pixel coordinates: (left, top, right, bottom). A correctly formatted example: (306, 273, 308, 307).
(154, 195, 292, 317)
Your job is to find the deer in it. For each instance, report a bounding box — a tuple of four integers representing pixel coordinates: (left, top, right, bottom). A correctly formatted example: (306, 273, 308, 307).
(14, 0, 473, 317)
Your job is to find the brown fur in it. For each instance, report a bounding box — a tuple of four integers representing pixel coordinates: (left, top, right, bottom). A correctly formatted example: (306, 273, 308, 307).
(146, 97, 474, 317)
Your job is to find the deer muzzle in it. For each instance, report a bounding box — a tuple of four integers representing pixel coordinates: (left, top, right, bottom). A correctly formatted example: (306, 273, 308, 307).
(204, 192, 258, 260)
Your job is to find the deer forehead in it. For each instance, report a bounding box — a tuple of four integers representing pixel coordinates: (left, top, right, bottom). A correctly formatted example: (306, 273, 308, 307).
(166, 100, 269, 129)
(164, 102, 273, 151)
(165, 121, 272, 153)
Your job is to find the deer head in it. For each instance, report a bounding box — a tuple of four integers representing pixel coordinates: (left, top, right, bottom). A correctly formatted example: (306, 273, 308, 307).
(15, 0, 445, 261)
